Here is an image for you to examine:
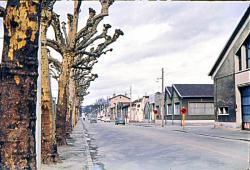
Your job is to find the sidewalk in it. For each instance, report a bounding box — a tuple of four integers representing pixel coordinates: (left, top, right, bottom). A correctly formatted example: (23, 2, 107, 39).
(130, 121, 250, 142)
(41, 120, 93, 170)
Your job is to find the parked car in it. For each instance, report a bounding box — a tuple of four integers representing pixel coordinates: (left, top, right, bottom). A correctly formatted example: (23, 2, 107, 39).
(97, 116, 102, 121)
(104, 116, 111, 122)
(115, 117, 125, 125)
(101, 116, 106, 121)
(90, 117, 97, 123)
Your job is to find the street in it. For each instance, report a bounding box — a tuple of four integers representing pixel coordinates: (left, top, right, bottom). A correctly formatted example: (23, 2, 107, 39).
(85, 121, 249, 170)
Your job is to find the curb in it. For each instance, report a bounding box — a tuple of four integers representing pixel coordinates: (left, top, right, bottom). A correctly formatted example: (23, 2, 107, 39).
(81, 119, 94, 170)
(173, 129, 250, 142)
(130, 122, 250, 142)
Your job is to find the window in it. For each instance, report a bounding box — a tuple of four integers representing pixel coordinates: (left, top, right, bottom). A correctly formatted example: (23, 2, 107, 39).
(174, 103, 180, 115)
(217, 107, 229, 115)
(188, 103, 214, 115)
(236, 49, 242, 71)
(246, 37, 250, 68)
(167, 104, 172, 115)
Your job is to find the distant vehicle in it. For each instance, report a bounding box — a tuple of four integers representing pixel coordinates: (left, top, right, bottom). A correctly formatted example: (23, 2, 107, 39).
(97, 116, 102, 121)
(115, 116, 125, 125)
(104, 116, 111, 122)
(101, 116, 106, 121)
(89, 115, 97, 123)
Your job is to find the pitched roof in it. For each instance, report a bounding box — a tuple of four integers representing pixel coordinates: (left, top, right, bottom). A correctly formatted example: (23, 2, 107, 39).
(109, 94, 130, 100)
(165, 86, 172, 96)
(173, 84, 214, 98)
(209, 5, 250, 77)
(132, 98, 142, 104)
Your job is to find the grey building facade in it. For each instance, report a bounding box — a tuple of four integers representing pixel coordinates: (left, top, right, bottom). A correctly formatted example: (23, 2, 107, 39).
(165, 84, 215, 122)
(209, 6, 250, 129)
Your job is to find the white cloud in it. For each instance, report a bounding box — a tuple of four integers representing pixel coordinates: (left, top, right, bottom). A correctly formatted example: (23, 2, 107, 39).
(0, 1, 248, 106)
(82, 2, 249, 105)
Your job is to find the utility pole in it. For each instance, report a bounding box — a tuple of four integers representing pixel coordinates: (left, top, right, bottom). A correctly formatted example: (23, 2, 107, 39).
(157, 68, 165, 127)
(161, 68, 165, 127)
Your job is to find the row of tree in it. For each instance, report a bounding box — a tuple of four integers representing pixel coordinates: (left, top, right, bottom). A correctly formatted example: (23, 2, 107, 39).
(0, 0, 123, 169)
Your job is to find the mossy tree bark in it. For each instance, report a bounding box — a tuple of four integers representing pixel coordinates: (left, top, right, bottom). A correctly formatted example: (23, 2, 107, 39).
(0, 1, 42, 169)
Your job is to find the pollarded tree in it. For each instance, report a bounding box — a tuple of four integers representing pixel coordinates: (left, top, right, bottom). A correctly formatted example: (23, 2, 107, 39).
(0, 1, 42, 169)
(40, 0, 61, 164)
(47, 0, 123, 145)
(74, 73, 98, 123)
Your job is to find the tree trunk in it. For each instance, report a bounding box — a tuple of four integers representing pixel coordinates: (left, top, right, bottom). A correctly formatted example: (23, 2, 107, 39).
(71, 85, 77, 127)
(0, 1, 41, 169)
(75, 97, 80, 125)
(66, 75, 75, 136)
(40, 8, 59, 164)
(56, 51, 72, 146)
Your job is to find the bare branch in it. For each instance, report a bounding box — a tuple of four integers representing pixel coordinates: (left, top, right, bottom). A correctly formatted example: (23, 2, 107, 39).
(51, 12, 66, 49)
(76, 0, 114, 41)
(76, 8, 96, 42)
(77, 24, 111, 51)
(49, 68, 59, 82)
(67, 14, 74, 42)
(46, 39, 63, 55)
(48, 55, 62, 73)
(61, 21, 69, 46)
(75, 29, 123, 63)
(71, 65, 92, 70)
(94, 29, 123, 55)
(74, 0, 82, 14)
(75, 50, 98, 57)
(76, 73, 98, 87)
(42, 0, 56, 11)
(95, 0, 114, 20)
(72, 69, 91, 79)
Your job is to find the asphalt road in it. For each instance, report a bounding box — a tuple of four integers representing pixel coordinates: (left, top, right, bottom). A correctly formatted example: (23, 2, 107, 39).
(85, 121, 249, 170)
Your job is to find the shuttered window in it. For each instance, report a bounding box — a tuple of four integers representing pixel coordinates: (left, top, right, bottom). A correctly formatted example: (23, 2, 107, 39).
(188, 103, 214, 115)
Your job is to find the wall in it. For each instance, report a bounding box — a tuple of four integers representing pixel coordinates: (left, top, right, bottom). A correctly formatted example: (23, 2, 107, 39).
(213, 16, 250, 126)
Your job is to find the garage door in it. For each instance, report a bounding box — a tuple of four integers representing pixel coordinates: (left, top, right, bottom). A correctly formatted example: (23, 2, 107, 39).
(241, 86, 250, 130)
(188, 103, 214, 115)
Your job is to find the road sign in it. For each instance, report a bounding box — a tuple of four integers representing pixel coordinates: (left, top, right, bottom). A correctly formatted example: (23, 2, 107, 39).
(181, 107, 187, 115)
(181, 107, 187, 128)
(153, 109, 158, 114)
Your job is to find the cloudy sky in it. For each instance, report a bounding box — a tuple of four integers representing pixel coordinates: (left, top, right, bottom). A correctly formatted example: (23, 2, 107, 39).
(0, 1, 249, 106)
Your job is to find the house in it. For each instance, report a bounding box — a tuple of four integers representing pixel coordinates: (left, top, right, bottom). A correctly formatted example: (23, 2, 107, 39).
(128, 96, 149, 122)
(166, 84, 214, 122)
(209, 6, 250, 129)
(144, 92, 164, 122)
(108, 94, 131, 120)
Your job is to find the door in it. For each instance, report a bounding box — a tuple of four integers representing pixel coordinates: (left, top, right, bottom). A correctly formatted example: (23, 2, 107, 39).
(241, 86, 250, 130)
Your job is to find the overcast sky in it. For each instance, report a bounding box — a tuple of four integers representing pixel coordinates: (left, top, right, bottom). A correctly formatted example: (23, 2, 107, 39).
(0, 1, 249, 106)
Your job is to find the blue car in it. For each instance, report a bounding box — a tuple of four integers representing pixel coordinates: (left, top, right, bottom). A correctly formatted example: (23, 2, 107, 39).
(115, 117, 125, 125)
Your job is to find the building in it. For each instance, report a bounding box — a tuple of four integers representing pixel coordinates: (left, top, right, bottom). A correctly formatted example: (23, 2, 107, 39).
(209, 6, 250, 129)
(165, 86, 172, 118)
(128, 96, 149, 122)
(144, 92, 164, 122)
(108, 94, 131, 120)
(166, 84, 214, 122)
